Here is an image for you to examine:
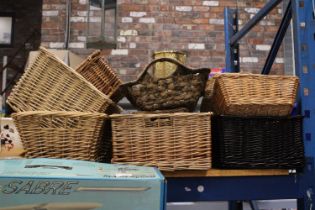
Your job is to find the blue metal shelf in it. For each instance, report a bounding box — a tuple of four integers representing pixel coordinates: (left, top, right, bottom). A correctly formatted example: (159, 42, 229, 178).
(167, 176, 300, 202)
(167, 0, 315, 209)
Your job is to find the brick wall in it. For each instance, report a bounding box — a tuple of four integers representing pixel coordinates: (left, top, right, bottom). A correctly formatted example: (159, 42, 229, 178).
(41, 0, 285, 81)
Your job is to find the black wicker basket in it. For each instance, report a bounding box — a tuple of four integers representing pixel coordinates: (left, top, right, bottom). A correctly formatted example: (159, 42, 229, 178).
(212, 115, 305, 169)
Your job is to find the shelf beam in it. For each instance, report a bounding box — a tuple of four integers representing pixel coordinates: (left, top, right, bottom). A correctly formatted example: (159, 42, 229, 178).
(164, 169, 289, 177)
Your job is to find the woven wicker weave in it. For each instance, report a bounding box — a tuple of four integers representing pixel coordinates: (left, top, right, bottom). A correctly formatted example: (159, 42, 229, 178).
(7, 47, 120, 114)
(111, 112, 212, 171)
(200, 78, 216, 112)
(76, 50, 123, 102)
(211, 73, 299, 116)
(12, 111, 108, 161)
(123, 58, 210, 111)
(133, 107, 189, 114)
(212, 115, 304, 169)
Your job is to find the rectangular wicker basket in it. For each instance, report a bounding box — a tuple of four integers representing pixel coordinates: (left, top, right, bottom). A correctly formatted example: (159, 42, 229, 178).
(12, 111, 109, 162)
(212, 115, 304, 169)
(75, 50, 123, 102)
(209, 73, 299, 116)
(111, 112, 212, 171)
(7, 47, 120, 114)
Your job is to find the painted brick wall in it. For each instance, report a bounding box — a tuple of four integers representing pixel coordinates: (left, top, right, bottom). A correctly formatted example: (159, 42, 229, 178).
(41, 0, 285, 81)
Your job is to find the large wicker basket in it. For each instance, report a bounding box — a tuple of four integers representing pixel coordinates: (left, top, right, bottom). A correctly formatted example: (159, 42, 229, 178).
(7, 47, 120, 114)
(111, 112, 212, 171)
(75, 50, 123, 102)
(210, 73, 299, 116)
(123, 58, 210, 111)
(12, 111, 109, 161)
(212, 115, 304, 169)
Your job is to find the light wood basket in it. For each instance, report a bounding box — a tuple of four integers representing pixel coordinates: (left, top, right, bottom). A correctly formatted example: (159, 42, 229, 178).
(7, 47, 120, 114)
(152, 51, 186, 78)
(210, 73, 299, 116)
(12, 111, 108, 161)
(76, 50, 123, 102)
(111, 112, 212, 171)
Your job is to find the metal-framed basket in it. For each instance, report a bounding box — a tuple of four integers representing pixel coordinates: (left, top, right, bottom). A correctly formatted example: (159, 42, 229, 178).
(212, 115, 304, 169)
(75, 50, 123, 102)
(209, 73, 299, 116)
(7, 47, 120, 114)
(122, 58, 210, 111)
(12, 111, 109, 161)
(110, 112, 212, 171)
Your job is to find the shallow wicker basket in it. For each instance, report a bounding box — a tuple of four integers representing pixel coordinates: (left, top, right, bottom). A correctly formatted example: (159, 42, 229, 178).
(12, 111, 108, 161)
(75, 50, 123, 102)
(123, 58, 210, 111)
(7, 47, 120, 114)
(111, 112, 212, 171)
(210, 73, 299, 116)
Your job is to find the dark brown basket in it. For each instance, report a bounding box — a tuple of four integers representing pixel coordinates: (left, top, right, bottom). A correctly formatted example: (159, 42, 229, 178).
(75, 50, 123, 102)
(212, 115, 305, 169)
(122, 58, 210, 111)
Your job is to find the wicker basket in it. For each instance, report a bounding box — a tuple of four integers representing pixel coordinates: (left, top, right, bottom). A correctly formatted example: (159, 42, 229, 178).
(152, 51, 186, 78)
(212, 115, 304, 169)
(210, 73, 299, 116)
(123, 58, 210, 111)
(12, 111, 109, 161)
(133, 107, 189, 114)
(111, 112, 212, 171)
(200, 78, 216, 112)
(75, 50, 123, 102)
(7, 47, 120, 114)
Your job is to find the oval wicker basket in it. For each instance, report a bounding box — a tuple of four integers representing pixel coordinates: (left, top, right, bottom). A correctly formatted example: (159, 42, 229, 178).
(12, 111, 108, 161)
(75, 50, 123, 102)
(122, 57, 210, 111)
(7, 47, 120, 114)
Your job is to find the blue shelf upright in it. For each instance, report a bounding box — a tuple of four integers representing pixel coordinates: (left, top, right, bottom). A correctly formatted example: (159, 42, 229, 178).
(293, 0, 315, 208)
(167, 0, 315, 209)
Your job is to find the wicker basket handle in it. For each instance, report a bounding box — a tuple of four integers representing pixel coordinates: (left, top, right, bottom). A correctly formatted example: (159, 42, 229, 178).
(87, 50, 102, 61)
(144, 116, 173, 127)
(137, 57, 211, 81)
